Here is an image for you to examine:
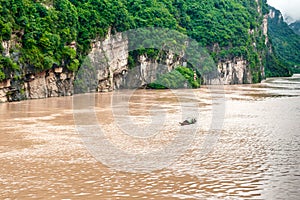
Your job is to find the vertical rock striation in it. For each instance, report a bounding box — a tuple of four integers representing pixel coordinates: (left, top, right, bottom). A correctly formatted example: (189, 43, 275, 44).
(124, 52, 182, 88)
(88, 31, 128, 92)
(24, 70, 74, 99)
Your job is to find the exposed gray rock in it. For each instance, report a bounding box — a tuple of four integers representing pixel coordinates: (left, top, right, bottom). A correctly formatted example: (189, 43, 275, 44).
(124, 52, 183, 88)
(1, 41, 11, 57)
(24, 70, 74, 99)
(87, 30, 128, 92)
(0, 79, 10, 103)
(218, 58, 251, 84)
(1, 8, 269, 103)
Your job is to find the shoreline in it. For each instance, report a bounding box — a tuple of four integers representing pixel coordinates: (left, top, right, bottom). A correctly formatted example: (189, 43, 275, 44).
(2, 74, 300, 104)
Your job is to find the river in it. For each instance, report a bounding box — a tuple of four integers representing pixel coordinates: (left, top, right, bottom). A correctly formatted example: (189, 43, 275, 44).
(0, 75, 300, 199)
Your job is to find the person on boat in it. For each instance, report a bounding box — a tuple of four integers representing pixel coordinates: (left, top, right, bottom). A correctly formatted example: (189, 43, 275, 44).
(179, 118, 197, 126)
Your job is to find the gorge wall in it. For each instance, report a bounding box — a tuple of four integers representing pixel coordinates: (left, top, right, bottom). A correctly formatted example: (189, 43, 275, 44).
(124, 52, 183, 88)
(91, 31, 128, 92)
(203, 58, 252, 85)
(0, 28, 266, 103)
(74, 31, 128, 94)
(0, 31, 129, 102)
(0, 68, 74, 103)
(0, 0, 273, 102)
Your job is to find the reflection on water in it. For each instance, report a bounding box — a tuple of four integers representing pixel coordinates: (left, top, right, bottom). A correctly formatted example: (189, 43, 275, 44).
(0, 75, 299, 199)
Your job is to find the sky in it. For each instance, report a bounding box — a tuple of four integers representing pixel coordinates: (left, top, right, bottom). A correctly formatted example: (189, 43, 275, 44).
(267, 0, 300, 21)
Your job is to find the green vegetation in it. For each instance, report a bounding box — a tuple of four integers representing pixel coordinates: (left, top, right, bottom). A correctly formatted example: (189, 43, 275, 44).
(0, 0, 297, 83)
(268, 7, 300, 75)
(0, 0, 132, 81)
(126, 0, 269, 82)
(265, 53, 291, 77)
(0, 55, 19, 80)
(147, 66, 200, 89)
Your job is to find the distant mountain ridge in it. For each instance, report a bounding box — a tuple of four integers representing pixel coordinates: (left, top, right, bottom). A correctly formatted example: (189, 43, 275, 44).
(289, 20, 300, 35)
(283, 14, 296, 25)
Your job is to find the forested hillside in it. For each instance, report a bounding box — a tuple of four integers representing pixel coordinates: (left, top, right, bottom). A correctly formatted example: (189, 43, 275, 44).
(0, 0, 294, 85)
(267, 7, 300, 75)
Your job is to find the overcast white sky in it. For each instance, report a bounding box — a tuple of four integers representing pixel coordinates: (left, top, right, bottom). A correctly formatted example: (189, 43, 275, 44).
(267, 0, 300, 20)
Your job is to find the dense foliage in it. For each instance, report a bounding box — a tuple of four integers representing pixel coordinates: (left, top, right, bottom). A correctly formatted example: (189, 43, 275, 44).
(0, 0, 132, 81)
(267, 7, 300, 75)
(0, 0, 295, 83)
(147, 66, 200, 89)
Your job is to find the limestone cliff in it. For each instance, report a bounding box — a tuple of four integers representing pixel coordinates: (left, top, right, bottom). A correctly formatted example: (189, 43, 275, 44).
(203, 0, 268, 85)
(24, 69, 74, 99)
(203, 58, 252, 85)
(94, 31, 128, 92)
(0, 79, 11, 103)
(124, 52, 183, 88)
(0, 69, 74, 103)
(0, 0, 283, 102)
(75, 30, 128, 93)
(0, 29, 129, 102)
(0, 2, 271, 102)
(0, 36, 74, 102)
(77, 33, 183, 90)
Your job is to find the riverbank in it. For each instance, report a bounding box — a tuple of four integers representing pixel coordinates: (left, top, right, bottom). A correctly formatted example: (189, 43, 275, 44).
(1, 73, 299, 103)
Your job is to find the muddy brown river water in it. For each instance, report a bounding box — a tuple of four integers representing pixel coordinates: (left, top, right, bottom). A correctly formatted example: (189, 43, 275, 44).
(0, 75, 300, 199)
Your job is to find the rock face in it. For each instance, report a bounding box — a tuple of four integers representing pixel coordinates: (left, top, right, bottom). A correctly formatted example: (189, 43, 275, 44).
(203, 1, 267, 85)
(1, 41, 11, 57)
(0, 79, 11, 103)
(0, 30, 129, 102)
(24, 70, 74, 99)
(0, 69, 74, 103)
(0, 32, 73, 102)
(124, 52, 182, 88)
(263, 14, 269, 44)
(203, 58, 252, 85)
(88, 31, 128, 92)
(76, 32, 183, 91)
(0, 1, 269, 103)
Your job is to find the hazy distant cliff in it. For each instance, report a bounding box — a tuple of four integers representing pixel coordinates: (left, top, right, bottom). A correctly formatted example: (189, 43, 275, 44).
(289, 21, 300, 35)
